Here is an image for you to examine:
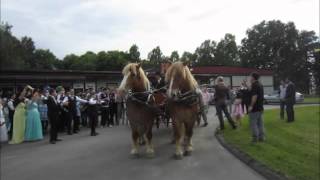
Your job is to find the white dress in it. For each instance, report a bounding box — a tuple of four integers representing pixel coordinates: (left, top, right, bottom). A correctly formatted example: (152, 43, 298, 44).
(0, 107, 8, 142)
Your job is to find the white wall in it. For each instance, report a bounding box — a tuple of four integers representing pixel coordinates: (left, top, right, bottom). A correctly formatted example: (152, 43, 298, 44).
(260, 76, 273, 86)
(232, 75, 274, 94)
(85, 82, 96, 91)
(232, 76, 248, 87)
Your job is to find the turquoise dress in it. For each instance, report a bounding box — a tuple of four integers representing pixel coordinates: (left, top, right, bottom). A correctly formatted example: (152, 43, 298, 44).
(24, 101, 43, 141)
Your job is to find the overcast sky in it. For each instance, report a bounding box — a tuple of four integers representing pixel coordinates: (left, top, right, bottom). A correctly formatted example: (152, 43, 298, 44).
(2, 0, 319, 59)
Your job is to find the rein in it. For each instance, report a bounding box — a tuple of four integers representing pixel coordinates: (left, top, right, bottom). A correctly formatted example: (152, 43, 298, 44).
(152, 85, 167, 92)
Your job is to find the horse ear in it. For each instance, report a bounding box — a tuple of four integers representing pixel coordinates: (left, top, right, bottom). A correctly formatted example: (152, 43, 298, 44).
(182, 61, 188, 66)
(137, 63, 141, 69)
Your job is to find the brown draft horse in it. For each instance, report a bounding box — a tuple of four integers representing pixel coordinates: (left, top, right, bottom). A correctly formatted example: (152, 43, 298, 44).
(165, 62, 200, 159)
(118, 63, 156, 158)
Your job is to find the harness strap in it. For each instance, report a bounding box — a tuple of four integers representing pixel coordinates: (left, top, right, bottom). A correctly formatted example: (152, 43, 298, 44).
(170, 90, 200, 106)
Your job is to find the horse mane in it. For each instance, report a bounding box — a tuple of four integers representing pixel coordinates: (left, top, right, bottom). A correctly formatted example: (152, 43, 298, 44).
(165, 62, 198, 91)
(119, 63, 150, 91)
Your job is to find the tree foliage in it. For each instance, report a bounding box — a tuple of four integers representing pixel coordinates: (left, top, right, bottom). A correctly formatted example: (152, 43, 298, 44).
(215, 33, 239, 66)
(194, 40, 216, 66)
(170, 51, 180, 62)
(0, 23, 59, 70)
(129, 44, 140, 62)
(148, 46, 163, 65)
(240, 20, 319, 93)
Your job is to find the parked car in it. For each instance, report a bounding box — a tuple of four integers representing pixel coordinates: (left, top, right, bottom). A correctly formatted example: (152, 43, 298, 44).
(264, 91, 304, 104)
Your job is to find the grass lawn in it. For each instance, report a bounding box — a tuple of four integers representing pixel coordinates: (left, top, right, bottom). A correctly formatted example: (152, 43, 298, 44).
(223, 106, 320, 180)
(303, 97, 320, 103)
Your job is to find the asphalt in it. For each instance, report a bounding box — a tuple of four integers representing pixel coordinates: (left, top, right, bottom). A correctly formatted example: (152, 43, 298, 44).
(1, 106, 268, 180)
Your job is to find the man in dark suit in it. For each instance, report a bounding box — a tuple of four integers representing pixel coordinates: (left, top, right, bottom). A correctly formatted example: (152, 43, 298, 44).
(153, 71, 166, 92)
(45, 88, 62, 144)
(285, 78, 296, 122)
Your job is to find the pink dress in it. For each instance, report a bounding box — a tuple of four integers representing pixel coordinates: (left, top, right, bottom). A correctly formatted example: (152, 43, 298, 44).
(232, 98, 244, 118)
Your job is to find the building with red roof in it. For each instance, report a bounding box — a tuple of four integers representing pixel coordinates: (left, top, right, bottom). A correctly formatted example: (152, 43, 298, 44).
(191, 66, 274, 94)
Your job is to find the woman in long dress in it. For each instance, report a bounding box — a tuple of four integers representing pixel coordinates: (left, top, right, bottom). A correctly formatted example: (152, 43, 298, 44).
(10, 86, 32, 144)
(25, 90, 43, 141)
(0, 99, 9, 143)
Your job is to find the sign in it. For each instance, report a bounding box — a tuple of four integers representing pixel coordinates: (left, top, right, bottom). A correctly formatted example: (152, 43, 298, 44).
(73, 83, 84, 89)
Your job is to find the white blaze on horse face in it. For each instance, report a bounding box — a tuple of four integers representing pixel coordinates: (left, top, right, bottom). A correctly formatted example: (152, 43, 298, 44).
(119, 73, 130, 91)
(168, 77, 174, 98)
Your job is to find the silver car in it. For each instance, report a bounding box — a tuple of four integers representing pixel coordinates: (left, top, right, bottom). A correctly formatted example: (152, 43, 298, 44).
(264, 91, 304, 104)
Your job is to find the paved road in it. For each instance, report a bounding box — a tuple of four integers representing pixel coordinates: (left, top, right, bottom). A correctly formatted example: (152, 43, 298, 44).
(0, 106, 271, 180)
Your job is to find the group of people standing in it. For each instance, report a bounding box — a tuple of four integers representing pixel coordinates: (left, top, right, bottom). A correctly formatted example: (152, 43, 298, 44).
(0, 72, 297, 145)
(0, 85, 125, 144)
(211, 72, 265, 143)
(1, 86, 44, 144)
(212, 72, 296, 143)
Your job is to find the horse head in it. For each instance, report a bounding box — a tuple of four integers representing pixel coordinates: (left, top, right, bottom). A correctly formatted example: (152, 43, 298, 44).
(118, 63, 150, 93)
(165, 62, 198, 98)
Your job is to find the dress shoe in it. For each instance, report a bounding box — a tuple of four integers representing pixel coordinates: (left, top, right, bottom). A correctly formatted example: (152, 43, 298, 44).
(91, 132, 99, 136)
(201, 123, 208, 127)
(56, 139, 62, 141)
(50, 141, 56, 144)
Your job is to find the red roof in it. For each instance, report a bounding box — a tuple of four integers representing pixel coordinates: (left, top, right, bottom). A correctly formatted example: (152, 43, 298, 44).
(191, 66, 273, 75)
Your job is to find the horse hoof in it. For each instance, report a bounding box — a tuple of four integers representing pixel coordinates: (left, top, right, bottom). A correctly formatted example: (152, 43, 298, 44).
(130, 149, 139, 158)
(184, 151, 192, 156)
(174, 154, 183, 160)
(146, 152, 155, 159)
(130, 153, 140, 159)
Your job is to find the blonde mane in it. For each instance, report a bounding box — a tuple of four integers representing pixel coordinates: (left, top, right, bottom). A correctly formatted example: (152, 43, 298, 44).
(119, 63, 150, 91)
(165, 62, 198, 91)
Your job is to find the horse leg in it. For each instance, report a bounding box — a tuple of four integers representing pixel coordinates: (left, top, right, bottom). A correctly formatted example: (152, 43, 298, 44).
(170, 118, 176, 144)
(174, 121, 184, 159)
(145, 129, 154, 158)
(130, 130, 139, 157)
(184, 120, 194, 156)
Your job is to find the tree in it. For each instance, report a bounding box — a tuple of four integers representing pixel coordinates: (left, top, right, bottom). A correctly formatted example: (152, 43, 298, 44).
(33, 49, 58, 69)
(215, 33, 239, 66)
(20, 36, 36, 69)
(194, 40, 216, 66)
(0, 23, 61, 70)
(129, 44, 140, 62)
(312, 48, 320, 94)
(181, 51, 197, 64)
(78, 51, 97, 71)
(240, 20, 319, 93)
(170, 51, 180, 62)
(148, 46, 163, 65)
(0, 23, 26, 70)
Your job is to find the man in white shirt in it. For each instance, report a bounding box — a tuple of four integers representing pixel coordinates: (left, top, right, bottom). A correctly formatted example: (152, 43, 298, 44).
(68, 89, 88, 133)
(56, 86, 69, 133)
(279, 80, 287, 120)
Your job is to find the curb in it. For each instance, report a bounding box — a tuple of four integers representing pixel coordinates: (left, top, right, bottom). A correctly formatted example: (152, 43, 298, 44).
(215, 131, 289, 180)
